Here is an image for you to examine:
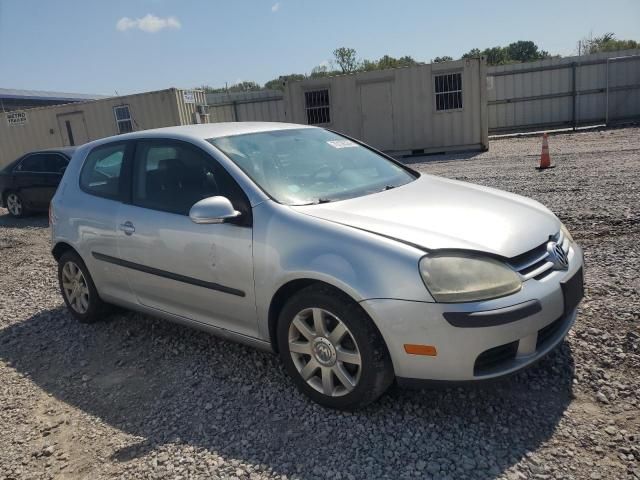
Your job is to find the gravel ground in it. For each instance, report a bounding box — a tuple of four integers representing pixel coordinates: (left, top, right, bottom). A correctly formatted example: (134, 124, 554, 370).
(0, 127, 638, 480)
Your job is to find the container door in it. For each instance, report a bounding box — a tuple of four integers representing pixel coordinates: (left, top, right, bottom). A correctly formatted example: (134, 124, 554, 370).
(57, 112, 89, 147)
(360, 81, 395, 151)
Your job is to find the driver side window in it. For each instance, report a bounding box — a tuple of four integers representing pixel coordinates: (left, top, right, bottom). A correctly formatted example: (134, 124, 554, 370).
(132, 140, 251, 223)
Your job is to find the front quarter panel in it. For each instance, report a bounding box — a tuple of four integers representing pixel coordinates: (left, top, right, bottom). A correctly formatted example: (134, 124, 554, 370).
(252, 201, 432, 339)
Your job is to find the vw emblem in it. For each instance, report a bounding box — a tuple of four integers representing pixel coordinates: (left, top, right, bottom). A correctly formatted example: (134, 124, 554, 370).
(312, 337, 337, 366)
(547, 242, 569, 270)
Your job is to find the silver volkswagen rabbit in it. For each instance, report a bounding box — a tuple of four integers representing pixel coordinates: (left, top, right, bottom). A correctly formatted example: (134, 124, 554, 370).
(50, 122, 584, 409)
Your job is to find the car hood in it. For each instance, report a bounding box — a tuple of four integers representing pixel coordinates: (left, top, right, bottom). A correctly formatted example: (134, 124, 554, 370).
(291, 174, 560, 258)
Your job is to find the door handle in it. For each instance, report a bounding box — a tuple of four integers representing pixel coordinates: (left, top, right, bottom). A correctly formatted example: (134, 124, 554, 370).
(119, 221, 135, 235)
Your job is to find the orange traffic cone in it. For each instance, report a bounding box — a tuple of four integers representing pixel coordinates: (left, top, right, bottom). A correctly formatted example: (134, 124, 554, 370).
(536, 133, 555, 170)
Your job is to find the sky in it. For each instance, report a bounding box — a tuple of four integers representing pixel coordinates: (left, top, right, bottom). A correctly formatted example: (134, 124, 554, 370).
(1, 0, 639, 95)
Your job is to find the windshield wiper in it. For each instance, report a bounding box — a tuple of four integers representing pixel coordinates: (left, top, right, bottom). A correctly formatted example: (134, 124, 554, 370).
(292, 198, 333, 206)
(383, 185, 397, 191)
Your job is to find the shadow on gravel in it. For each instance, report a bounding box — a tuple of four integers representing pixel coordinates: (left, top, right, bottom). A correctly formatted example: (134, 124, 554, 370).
(0, 307, 575, 480)
(0, 211, 48, 229)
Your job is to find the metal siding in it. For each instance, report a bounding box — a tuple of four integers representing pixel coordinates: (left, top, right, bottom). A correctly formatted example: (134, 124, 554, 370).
(488, 49, 640, 132)
(284, 59, 486, 153)
(205, 90, 286, 123)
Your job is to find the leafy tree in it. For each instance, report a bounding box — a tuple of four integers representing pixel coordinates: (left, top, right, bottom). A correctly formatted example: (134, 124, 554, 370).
(199, 81, 261, 94)
(360, 59, 379, 72)
(373, 54, 418, 70)
(264, 74, 305, 91)
(461, 41, 550, 65)
(482, 46, 510, 65)
(309, 64, 332, 78)
(333, 47, 359, 73)
(581, 32, 639, 54)
(506, 40, 550, 63)
(432, 56, 453, 63)
(461, 48, 482, 59)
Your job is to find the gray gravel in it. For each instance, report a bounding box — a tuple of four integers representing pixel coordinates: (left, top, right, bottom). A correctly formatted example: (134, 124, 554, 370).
(0, 126, 639, 480)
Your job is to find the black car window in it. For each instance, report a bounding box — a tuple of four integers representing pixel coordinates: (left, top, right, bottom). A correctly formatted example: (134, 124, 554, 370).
(42, 154, 68, 173)
(18, 154, 47, 173)
(132, 140, 251, 222)
(80, 144, 126, 200)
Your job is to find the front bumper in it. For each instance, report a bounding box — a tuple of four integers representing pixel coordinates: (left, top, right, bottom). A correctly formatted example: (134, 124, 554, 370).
(361, 243, 584, 382)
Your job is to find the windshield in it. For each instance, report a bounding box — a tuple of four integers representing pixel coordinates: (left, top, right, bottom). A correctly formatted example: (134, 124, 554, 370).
(208, 128, 416, 205)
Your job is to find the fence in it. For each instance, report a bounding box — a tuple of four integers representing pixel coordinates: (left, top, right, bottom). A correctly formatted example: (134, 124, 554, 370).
(487, 49, 640, 134)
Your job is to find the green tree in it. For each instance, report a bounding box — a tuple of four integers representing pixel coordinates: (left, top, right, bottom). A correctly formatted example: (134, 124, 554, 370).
(506, 40, 550, 62)
(482, 46, 509, 65)
(581, 32, 639, 54)
(397, 55, 418, 67)
(461, 48, 482, 59)
(228, 81, 261, 92)
(264, 74, 305, 91)
(333, 47, 359, 73)
(309, 64, 331, 78)
(432, 56, 453, 63)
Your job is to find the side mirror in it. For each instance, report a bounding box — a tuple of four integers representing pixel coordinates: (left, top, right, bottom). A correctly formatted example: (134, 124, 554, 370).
(189, 196, 241, 224)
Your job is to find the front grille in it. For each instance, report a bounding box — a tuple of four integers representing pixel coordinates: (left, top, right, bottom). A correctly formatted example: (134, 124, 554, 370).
(474, 340, 519, 376)
(507, 230, 569, 280)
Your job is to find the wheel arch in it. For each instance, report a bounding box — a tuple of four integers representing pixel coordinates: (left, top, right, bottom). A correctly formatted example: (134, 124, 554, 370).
(267, 278, 386, 354)
(52, 241, 80, 262)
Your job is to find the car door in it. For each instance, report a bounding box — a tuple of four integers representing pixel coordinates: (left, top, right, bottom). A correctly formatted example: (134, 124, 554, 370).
(40, 153, 69, 205)
(116, 139, 259, 338)
(13, 153, 48, 209)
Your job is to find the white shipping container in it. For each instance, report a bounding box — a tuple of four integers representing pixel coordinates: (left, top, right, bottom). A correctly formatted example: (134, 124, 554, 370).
(283, 58, 488, 154)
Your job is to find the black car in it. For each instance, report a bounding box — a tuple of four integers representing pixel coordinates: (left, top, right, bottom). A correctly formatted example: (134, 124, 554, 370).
(0, 147, 76, 218)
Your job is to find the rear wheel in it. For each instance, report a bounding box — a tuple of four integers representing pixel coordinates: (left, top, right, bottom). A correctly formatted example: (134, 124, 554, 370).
(277, 284, 394, 410)
(58, 251, 108, 323)
(5, 192, 26, 218)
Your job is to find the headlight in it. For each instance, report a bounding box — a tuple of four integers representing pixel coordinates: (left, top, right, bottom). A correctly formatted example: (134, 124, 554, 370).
(419, 253, 522, 303)
(560, 223, 574, 243)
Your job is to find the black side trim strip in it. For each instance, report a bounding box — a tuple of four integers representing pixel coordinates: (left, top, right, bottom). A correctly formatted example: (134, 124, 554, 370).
(442, 300, 542, 328)
(92, 252, 245, 298)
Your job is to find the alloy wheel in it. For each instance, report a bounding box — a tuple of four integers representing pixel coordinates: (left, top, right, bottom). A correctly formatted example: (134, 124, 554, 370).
(288, 307, 362, 397)
(6, 193, 22, 216)
(62, 261, 90, 314)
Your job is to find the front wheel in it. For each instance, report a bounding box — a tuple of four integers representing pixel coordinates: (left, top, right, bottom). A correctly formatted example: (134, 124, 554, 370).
(277, 285, 394, 410)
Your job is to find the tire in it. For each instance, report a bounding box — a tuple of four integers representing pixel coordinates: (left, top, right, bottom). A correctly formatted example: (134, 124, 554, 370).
(277, 284, 394, 410)
(5, 191, 27, 218)
(58, 250, 108, 323)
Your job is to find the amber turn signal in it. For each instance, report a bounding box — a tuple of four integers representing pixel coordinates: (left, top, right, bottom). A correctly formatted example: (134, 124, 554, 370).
(404, 344, 437, 356)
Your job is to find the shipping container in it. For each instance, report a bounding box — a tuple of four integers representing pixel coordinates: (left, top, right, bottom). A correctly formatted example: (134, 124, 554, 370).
(283, 58, 488, 154)
(0, 88, 208, 167)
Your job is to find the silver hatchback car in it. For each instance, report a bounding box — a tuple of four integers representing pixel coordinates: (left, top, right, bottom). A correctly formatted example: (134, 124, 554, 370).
(51, 123, 584, 409)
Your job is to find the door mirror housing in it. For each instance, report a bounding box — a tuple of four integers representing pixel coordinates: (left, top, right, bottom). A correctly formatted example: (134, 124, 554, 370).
(189, 196, 241, 224)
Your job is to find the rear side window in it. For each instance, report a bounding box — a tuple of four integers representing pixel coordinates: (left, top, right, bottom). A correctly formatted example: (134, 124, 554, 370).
(80, 144, 126, 200)
(17, 154, 47, 172)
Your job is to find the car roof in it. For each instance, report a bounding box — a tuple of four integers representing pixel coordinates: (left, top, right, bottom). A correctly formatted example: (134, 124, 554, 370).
(114, 122, 316, 141)
(29, 146, 78, 157)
